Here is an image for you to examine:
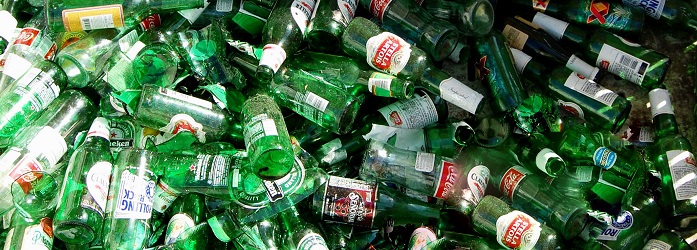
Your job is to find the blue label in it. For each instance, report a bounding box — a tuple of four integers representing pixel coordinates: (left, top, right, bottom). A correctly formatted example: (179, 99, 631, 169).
(611, 211, 633, 229)
(593, 147, 617, 170)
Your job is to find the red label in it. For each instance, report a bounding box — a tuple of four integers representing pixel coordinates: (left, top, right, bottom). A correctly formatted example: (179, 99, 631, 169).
(44, 43, 57, 60)
(371, 35, 402, 71)
(433, 161, 460, 199)
(502, 214, 534, 248)
(587, 0, 610, 24)
(8, 156, 45, 194)
(321, 177, 377, 227)
(140, 14, 161, 30)
(475, 56, 490, 81)
(499, 167, 526, 200)
(369, 0, 392, 21)
(14, 28, 40, 46)
(389, 111, 402, 125)
(41, 218, 54, 238)
(599, 60, 610, 70)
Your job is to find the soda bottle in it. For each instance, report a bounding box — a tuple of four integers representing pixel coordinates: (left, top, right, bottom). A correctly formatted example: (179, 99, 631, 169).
(53, 117, 113, 245)
(0, 60, 68, 147)
(421, 0, 494, 37)
(101, 149, 158, 250)
(647, 88, 697, 230)
(255, 0, 317, 83)
(642, 230, 692, 250)
(0, 12, 54, 92)
(342, 17, 484, 115)
(305, 0, 357, 52)
(242, 94, 295, 180)
(509, 47, 631, 133)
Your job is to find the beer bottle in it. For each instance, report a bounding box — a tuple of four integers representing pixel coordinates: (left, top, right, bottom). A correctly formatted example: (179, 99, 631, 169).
(422, 0, 495, 37)
(620, 0, 697, 32)
(643, 230, 692, 250)
(305, 0, 357, 52)
(278, 206, 329, 249)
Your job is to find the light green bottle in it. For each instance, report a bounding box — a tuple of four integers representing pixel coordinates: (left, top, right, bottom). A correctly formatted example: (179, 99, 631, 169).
(242, 94, 294, 180)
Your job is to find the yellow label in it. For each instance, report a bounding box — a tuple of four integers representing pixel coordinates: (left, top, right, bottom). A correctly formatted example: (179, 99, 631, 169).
(62, 4, 124, 31)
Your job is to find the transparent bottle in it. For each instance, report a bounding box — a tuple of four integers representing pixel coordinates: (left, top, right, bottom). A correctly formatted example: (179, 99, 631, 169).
(278, 206, 329, 249)
(55, 28, 123, 88)
(0, 12, 53, 92)
(2, 213, 54, 250)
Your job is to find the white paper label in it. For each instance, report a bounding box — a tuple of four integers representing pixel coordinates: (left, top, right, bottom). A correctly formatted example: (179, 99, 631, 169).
(81, 14, 116, 30)
(495, 211, 541, 250)
(86, 161, 112, 212)
(216, 0, 234, 12)
(596, 44, 650, 85)
(160, 87, 213, 109)
(510, 48, 532, 74)
(20, 219, 53, 250)
(320, 149, 347, 165)
(153, 181, 181, 213)
(597, 211, 633, 241)
(564, 72, 618, 106)
(365, 32, 411, 75)
(667, 150, 697, 201)
(113, 170, 156, 219)
(363, 124, 425, 152)
(409, 227, 437, 250)
(623, 0, 665, 20)
(377, 95, 438, 129)
(337, 0, 357, 25)
(244, 114, 279, 149)
(178, 2, 209, 24)
(87, 117, 110, 140)
(575, 166, 594, 182)
(3, 53, 32, 80)
(566, 55, 599, 80)
(535, 148, 562, 175)
(439, 77, 483, 115)
(415, 152, 435, 172)
(296, 232, 329, 250)
(304, 92, 329, 112)
(259, 44, 287, 73)
(165, 214, 196, 244)
(368, 74, 393, 97)
(531, 12, 569, 40)
(649, 88, 674, 118)
(26, 126, 67, 167)
(13, 68, 61, 112)
(467, 165, 489, 203)
(290, 0, 315, 35)
(158, 114, 207, 143)
(317, 138, 343, 155)
(642, 239, 672, 250)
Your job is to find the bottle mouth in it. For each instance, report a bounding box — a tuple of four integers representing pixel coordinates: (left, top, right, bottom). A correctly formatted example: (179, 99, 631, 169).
(463, 0, 495, 36)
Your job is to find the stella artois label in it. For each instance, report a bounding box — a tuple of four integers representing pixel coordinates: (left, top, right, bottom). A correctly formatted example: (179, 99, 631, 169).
(365, 32, 411, 75)
(496, 211, 542, 250)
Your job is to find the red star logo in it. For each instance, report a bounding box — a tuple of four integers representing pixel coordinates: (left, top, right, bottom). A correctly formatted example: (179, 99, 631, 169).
(189, 164, 196, 171)
(111, 132, 117, 138)
(475, 56, 490, 81)
(587, 0, 609, 24)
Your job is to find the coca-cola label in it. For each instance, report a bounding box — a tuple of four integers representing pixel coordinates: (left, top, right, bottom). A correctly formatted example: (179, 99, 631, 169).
(320, 176, 377, 227)
(7, 156, 44, 194)
(337, 0, 357, 25)
(14, 28, 39, 46)
(433, 161, 460, 199)
(496, 211, 541, 250)
(467, 165, 489, 203)
(365, 32, 411, 75)
(139, 15, 161, 30)
(499, 166, 529, 201)
(369, 0, 393, 21)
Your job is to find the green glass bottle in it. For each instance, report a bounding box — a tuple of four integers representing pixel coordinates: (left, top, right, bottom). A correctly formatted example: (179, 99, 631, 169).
(2, 214, 54, 250)
(101, 148, 158, 250)
(647, 88, 697, 230)
(242, 94, 295, 180)
(0, 89, 97, 216)
(620, 0, 697, 32)
(508, 132, 567, 177)
(163, 194, 207, 246)
(421, 232, 499, 250)
(45, 0, 204, 33)
(55, 28, 123, 88)
(305, 0, 357, 52)
(457, 146, 589, 240)
(0, 60, 67, 147)
(642, 230, 692, 250)
(278, 206, 329, 249)
(526, 12, 591, 50)
(510, 0, 645, 35)
(473, 30, 528, 114)
(422, 0, 494, 37)
(255, 0, 317, 83)
(509, 47, 632, 133)
(342, 17, 484, 115)
(53, 117, 113, 245)
(470, 195, 563, 250)
(311, 176, 441, 227)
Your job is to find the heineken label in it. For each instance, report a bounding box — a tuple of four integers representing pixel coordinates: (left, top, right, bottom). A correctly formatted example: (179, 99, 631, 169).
(336, 0, 357, 26)
(320, 176, 377, 227)
(366, 32, 411, 75)
(263, 179, 284, 202)
(20, 218, 53, 250)
(596, 43, 650, 85)
(369, 0, 393, 21)
(408, 227, 437, 250)
(495, 211, 541, 250)
(531, 12, 568, 40)
(113, 170, 156, 219)
(648, 88, 673, 118)
(593, 147, 617, 170)
(467, 165, 489, 203)
(666, 150, 697, 201)
(108, 119, 135, 151)
(296, 232, 329, 250)
(622, 0, 664, 19)
(499, 165, 530, 201)
(597, 211, 633, 241)
(290, 0, 315, 35)
(83, 161, 112, 214)
(564, 72, 618, 106)
(377, 94, 438, 128)
(642, 239, 672, 250)
(165, 214, 196, 244)
(433, 161, 460, 199)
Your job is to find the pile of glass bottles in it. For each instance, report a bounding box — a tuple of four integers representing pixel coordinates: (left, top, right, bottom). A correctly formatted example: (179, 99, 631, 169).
(0, 0, 694, 248)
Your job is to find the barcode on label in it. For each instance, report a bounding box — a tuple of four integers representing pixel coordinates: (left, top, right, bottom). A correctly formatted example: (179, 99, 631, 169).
(216, 0, 234, 11)
(304, 92, 329, 112)
(81, 14, 115, 30)
(619, 55, 638, 69)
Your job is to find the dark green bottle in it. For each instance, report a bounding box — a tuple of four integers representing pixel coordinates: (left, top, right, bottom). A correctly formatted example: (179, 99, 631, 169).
(422, 0, 494, 37)
(620, 0, 697, 32)
(473, 30, 528, 114)
(647, 88, 697, 230)
(342, 17, 485, 115)
(642, 230, 692, 250)
(305, 0, 357, 52)
(509, 47, 631, 133)
(255, 0, 317, 83)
